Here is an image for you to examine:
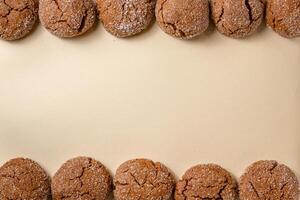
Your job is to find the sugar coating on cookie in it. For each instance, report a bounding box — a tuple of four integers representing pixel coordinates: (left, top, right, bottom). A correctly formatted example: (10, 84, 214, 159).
(52, 156, 112, 200)
(97, 0, 156, 37)
(155, 0, 209, 39)
(0, 0, 38, 40)
(175, 164, 237, 200)
(114, 158, 175, 200)
(266, 0, 300, 38)
(239, 160, 299, 200)
(39, 0, 96, 38)
(0, 158, 51, 200)
(211, 0, 265, 38)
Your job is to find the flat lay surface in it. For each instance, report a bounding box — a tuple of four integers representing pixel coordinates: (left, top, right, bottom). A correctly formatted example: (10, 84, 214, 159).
(0, 23, 299, 185)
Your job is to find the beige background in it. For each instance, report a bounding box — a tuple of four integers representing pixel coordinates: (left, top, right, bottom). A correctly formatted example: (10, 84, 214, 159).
(0, 23, 299, 184)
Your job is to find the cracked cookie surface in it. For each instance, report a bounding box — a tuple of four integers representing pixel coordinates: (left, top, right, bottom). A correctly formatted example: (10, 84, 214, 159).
(0, 0, 38, 40)
(175, 164, 237, 200)
(211, 0, 265, 38)
(52, 156, 112, 200)
(114, 158, 175, 200)
(239, 160, 299, 200)
(97, 0, 156, 37)
(39, 0, 96, 38)
(155, 0, 209, 39)
(0, 158, 51, 200)
(266, 0, 300, 38)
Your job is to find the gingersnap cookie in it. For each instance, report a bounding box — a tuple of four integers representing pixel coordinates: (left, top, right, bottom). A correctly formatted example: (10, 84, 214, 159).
(39, 0, 96, 38)
(0, 158, 51, 200)
(211, 0, 265, 38)
(239, 160, 299, 200)
(52, 156, 112, 200)
(155, 0, 209, 39)
(97, 0, 156, 37)
(266, 0, 300, 38)
(0, 0, 38, 41)
(175, 164, 237, 200)
(114, 158, 175, 200)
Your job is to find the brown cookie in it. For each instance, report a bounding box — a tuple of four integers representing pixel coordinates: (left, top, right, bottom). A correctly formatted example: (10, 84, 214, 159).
(52, 156, 112, 200)
(239, 160, 299, 200)
(97, 0, 156, 37)
(175, 164, 237, 200)
(0, 0, 38, 41)
(0, 158, 51, 200)
(266, 0, 300, 38)
(39, 0, 96, 38)
(114, 158, 175, 200)
(211, 0, 265, 38)
(155, 0, 209, 39)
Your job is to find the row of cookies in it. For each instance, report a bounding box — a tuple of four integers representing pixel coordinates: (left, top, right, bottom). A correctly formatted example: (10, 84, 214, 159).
(0, 157, 299, 200)
(0, 0, 300, 41)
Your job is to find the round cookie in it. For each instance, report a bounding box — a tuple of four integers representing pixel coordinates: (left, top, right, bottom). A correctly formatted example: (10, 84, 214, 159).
(52, 156, 112, 200)
(0, 0, 38, 41)
(114, 158, 175, 200)
(155, 0, 209, 39)
(175, 164, 237, 200)
(39, 0, 96, 38)
(0, 158, 51, 200)
(97, 0, 156, 37)
(211, 0, 265, 38)
(239, 160, 299, 200)
(266, 0, 300, 38)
